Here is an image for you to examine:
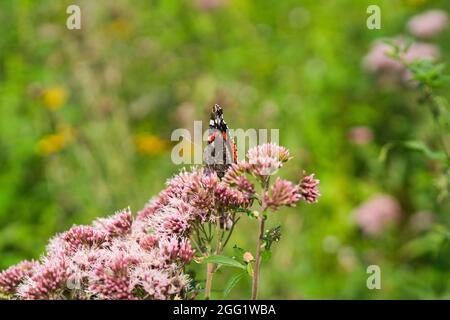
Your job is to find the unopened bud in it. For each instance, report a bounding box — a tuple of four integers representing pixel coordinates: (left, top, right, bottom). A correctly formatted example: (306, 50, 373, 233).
(243, 251, 254, 263)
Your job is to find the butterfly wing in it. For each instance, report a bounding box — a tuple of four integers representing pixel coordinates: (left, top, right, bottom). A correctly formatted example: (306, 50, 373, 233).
(204, 104, 237, 178)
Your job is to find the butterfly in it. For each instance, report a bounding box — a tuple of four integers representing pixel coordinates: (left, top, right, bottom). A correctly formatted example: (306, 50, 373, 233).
(204, 104, 237, 178)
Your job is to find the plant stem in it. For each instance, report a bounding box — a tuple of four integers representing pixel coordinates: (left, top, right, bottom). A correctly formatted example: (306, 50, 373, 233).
(222, 215, 240, 249)
(251, 176, 270, 300)
(204, 262, 215, 300)
(251, 216, 265, 300)
(204, 218, 223, 300)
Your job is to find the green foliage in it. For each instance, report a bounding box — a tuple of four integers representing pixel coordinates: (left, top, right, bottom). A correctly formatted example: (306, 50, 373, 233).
(223, 271, 247, 298)
(1, 0, 450, 299)
(203, 255, 246, 270)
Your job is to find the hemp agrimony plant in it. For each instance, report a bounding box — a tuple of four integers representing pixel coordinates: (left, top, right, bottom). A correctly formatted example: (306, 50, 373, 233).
(194, 144, 320, 299)
(381, 38, 450, 202)
(0, 109, 320, 300)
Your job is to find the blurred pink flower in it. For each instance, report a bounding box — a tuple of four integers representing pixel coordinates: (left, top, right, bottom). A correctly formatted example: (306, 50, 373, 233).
(348, 126, 374, 145)
(196, 0, 226, 11)
(363, 41, 403, 73)
(363, 39, 440, 73)
(407, 10, 449, 38)
(403, 42, 440, 63)
(354, 195, 401, 236)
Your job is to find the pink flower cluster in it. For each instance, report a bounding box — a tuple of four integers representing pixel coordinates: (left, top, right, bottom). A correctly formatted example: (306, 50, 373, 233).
(246, 143, 291, 177)
(407, 10, 448, 39)
(138, 166, 254, 226)
(226, 144, 320, 210)
(363, 39, 440, 74)
(0, 143, 320, 299)
(354, 195, 401, 237)
(0, 260, 37, 296)
(362, 9, 448, 85)
(1, 208, 192, 300)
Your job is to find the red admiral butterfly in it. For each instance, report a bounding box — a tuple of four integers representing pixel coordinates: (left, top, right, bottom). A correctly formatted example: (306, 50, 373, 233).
(204, 104, 237, 178)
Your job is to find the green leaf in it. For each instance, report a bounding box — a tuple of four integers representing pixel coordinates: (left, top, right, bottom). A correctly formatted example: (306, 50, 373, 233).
(261, 250, 272, 262)
(236, 208, 256, 219)
(403, 37, 414, 53)
(203, 255, 246, 269)
(379, 143, 394, 163)
(402, 141, 447, 161)
(401, 225, 450, 259)
(379, 141, 447, 162)
(223, 271, 246, 297)
(232, 245, 245, 261)
(246, 262, 254, 277)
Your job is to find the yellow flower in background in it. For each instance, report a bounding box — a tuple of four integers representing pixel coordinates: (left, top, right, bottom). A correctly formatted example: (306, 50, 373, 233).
(41, 86, 67, 111)
(134, 133, 170, 156)
(36, 126, 75, 156)
(104, 18, 133, 39)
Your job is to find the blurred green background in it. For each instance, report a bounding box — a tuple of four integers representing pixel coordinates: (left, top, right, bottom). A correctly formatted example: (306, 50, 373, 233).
(0, 0, 449, 299)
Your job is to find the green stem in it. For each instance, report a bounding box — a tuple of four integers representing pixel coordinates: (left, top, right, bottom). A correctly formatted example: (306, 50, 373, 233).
(251, 177, 270, 300)
(251, 216, 265, 300)
(204, 262, 214, 300)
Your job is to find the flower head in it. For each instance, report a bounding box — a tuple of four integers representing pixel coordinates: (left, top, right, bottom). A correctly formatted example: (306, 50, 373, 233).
(178, 239, 195, 264)
(196, 0, 226, 11)
(348, 126, 374, 145)
(299, 171, 320, 204)
(149, 201, 193, 238)
(17, 256, 67, 300)
(41, 86, 67, 111)
(407, 10, 448, 38)
(2, 203, 194, 300)
(363, 39, 440, 73)
(134, 133, 169, 156)
(130, 266, 188, 300)
(36, 132, 69, 156)
(88, 251, 137, 300)
(60, 225, 108, 254)
(264, 177, 301, 211)
(354, 195, 401, 236)
(247, 143, 291, 177)
(223, 162, 255, 200)
(243, 252, 254, 263)
(0, 260, 38, 296)
(93, 208, 133, 237)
